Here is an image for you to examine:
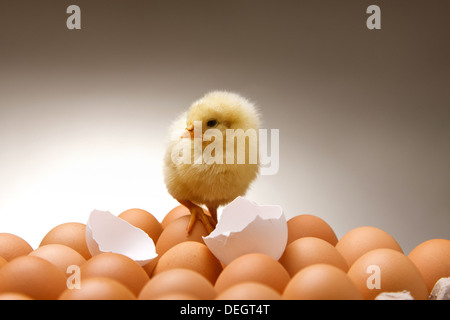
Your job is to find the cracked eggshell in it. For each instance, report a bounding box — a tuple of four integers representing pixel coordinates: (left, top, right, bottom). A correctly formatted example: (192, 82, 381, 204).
(203, 197, 287, 265)
(375, 290, 414, 300)
(429, 277, 450, 300)
(85, 210, 157, 266)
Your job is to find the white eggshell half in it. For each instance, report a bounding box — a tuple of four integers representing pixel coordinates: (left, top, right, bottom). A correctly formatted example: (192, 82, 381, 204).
(85, 209, 158, 266)
(203, 196, 287, 265)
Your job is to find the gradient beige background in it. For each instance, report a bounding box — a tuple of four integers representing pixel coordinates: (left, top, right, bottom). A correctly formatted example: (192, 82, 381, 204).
(0, 1, 449, 253)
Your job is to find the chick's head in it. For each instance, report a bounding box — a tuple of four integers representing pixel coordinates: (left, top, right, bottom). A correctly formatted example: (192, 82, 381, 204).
(186, 91, 260, 136)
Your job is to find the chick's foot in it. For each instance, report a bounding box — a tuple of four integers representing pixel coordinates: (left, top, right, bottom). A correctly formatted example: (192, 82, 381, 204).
(187, 207, 216, 234)
(177, 200, 216, 234)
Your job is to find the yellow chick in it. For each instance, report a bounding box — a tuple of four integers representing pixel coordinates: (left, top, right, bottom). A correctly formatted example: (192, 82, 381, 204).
(164, 91, 260, 233)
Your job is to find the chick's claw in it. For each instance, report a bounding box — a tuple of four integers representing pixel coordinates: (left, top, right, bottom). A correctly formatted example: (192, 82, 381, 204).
(186, 207, 216, 235)
(177, 199, 216, 234)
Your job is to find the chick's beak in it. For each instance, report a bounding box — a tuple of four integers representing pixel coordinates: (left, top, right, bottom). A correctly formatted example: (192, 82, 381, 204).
(181, 122, 195, 139)
(186, 123, 195, 139)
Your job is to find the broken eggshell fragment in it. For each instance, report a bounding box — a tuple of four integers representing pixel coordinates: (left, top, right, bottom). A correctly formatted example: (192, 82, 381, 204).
(203, 197, 287, 265)
(429, 277, 450, 300)
(85, 210, 158, 266)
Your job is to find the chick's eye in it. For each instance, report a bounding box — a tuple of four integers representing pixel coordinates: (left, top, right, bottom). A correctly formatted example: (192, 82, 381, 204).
(206, 120, 217, 127)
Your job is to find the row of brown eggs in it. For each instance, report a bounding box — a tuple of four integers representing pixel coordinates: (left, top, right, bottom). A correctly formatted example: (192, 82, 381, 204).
(0, 207, 449, 299)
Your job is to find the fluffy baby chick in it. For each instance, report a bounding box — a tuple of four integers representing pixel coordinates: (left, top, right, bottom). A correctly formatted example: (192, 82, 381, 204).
(164, 91, 260, 233)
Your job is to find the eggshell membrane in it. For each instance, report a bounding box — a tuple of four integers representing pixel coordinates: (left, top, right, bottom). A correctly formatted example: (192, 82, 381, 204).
(283, 264, 362, 300)
(0, 233, 33, 261)
(216, 282, 281, 300)
(138, 268, 216, 300)
(347, 248, 429, 300)
(119, 208, 163, 243)
(0, 292, 34, 300)
(287, 215, 338, 246)
(59, 277, 136, 300)
(279, 237, 348, 277)
(152, 241, 223, 284)
(161, 205, 190, 229)
(0, 256, 67, 300)
(80, 252, 149, 296)
(336, 226, 403, 267)
(214, 253, 290, 294)
(29, 244, 86, 277)
(40, 222, 92, 260)
(156, 215, 208, 255)
(408, 239, 450, 293)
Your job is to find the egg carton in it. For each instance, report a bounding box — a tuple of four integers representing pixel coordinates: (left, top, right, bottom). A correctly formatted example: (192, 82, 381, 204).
(375, 277, 450, 300)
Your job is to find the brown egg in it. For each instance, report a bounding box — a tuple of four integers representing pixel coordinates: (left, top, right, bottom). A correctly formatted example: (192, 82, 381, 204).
(348, 248, 429, 300)
(138, 268, 216, 300)
(58, 277, 136, 300)
(152, 241, 222, 284)
(40, 222, 92, 260)
(119, 208, 163, 243)
(214, 253, 290, 294)
(161, 205, 190, 229)
(0, 292, 34, 300)
(142, 256, 159, 278)
(0, 256, 67, 300)
(154, 293, 201, 300)
(29, 244, 86, 277)
(0, 233, 33, 261)
(156, 215, 208, 255)
(287, 215, 338, 246)
(0, 256, 7, 269)
(216, 282, 281, 300)
(336, 226, 403, 267)
(408, 239, 450, 293)
(283, 264, 362, 300)
(80, 252, 149, 296)
(279, 237, 349, 277)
